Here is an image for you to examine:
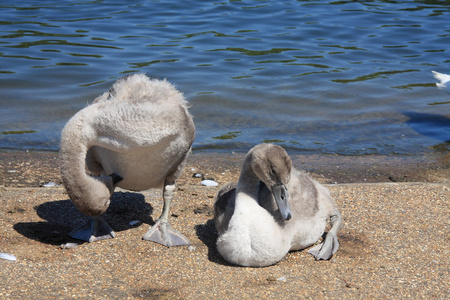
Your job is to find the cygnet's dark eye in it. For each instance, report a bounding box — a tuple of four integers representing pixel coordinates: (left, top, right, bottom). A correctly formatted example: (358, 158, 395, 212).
(269, 165, 276, 176)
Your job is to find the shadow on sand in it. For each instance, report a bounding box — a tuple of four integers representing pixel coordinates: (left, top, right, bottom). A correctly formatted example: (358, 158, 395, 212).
(14, 191, 154, 245)
(195, 219, 235, 266)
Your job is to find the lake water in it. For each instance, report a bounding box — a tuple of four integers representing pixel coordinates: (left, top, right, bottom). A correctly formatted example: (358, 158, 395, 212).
(1, 0, 449, 156)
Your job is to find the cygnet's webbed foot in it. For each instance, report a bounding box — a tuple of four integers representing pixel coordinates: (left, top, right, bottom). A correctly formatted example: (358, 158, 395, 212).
(307, 232, 339, 260)
(142, 220, 190, 247)
(69, 215, 116, 243)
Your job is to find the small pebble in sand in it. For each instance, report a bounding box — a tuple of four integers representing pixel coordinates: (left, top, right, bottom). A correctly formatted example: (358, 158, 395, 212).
(129, 220, 142, 226)
(42, 182, 57, 187)
(60, 243, 79, 250)
(267, 276, 287, 282)
(0, 253, 17, 261)
(201, 180, 218, 186)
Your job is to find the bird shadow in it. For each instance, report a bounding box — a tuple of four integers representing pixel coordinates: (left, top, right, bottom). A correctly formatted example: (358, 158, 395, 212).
(14, 191, 154, 245)
(403, 111, 450, 146)
(194, 219, 235, 267)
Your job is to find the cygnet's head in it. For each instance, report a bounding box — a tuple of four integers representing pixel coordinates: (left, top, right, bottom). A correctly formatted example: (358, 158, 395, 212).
(78, 173, 123, 216)
(250, 144, 292, 220)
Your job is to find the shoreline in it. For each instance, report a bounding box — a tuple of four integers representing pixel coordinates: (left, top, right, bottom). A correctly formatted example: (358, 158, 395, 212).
(0, 150, 448, 188)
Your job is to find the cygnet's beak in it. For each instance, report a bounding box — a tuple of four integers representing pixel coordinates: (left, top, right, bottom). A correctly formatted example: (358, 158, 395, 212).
(271, 184, 291, 220)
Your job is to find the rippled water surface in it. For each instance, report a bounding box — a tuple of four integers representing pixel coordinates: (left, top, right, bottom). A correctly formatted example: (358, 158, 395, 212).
(1, 0, 449, 155)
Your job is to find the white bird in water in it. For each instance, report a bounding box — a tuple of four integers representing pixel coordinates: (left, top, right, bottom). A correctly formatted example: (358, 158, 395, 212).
(432, 71, 450, 95)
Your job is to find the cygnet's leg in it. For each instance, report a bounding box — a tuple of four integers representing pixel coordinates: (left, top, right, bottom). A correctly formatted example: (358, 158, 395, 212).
(142, 180, 190, 247)
(69, 215, 116, 243)
(308, 209, 342, 260)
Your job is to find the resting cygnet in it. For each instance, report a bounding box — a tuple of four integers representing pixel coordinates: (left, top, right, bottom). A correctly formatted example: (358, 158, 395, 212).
(214, 144, 342, 267)
(60, 73, 195, 246)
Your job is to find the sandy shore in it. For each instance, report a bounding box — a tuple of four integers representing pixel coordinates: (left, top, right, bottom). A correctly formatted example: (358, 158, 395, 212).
(0, 151, 449, 299)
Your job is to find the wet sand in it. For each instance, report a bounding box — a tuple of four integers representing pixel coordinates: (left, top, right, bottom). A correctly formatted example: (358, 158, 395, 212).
(0, 151, 449, 299)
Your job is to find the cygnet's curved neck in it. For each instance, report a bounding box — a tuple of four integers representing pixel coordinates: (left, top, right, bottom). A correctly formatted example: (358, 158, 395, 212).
(60, 108, 113, 216)
(235, 154, 261, 201)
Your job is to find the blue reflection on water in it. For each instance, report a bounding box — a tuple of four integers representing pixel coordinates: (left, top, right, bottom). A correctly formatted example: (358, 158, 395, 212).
(0, 0, 449, 155)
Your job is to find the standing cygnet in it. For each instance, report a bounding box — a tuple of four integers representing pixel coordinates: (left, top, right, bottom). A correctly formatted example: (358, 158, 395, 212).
(60, 73, 195, 246)
(214, 144, 342, 267)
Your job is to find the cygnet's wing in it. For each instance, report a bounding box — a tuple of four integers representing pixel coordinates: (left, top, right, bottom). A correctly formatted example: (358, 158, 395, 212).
(213, 182, 237, 235)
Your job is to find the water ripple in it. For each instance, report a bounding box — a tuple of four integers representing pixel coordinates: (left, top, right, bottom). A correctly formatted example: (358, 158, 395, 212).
(0, 0, 449, 154)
